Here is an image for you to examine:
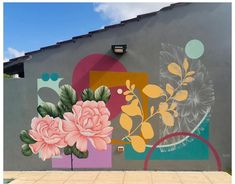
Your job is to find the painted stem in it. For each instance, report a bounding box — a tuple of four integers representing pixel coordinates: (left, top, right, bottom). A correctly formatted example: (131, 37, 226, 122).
(131, 90, 144, 121)
(70, 153, 73, 171)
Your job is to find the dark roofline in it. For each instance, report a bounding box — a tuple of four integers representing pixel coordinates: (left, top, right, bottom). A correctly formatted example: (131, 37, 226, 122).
(5, 3, 189, 65)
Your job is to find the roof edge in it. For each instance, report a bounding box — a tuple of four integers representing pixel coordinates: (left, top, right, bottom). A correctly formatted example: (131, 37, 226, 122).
(5, 2, 189, 64)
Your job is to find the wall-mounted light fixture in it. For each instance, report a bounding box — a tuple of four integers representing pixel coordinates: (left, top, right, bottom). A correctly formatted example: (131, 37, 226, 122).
(111, 44, 127, 54)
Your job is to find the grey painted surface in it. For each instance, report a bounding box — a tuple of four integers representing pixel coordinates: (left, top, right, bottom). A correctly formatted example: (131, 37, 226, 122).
(4, 3, 231, 171)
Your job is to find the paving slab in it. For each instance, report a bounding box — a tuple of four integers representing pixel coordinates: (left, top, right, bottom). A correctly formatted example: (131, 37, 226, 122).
(3, 171, 232, 184)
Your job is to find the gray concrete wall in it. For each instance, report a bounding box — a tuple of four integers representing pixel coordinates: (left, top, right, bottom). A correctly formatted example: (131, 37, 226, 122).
(4, 3, 231, 171)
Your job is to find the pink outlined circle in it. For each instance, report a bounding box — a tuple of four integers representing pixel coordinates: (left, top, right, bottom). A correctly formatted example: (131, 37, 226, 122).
(144, 132, 222, 171)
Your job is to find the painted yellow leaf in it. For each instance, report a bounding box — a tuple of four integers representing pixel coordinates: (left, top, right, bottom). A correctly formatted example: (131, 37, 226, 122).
(123, 90, 131, 95)
(142, 84, 164, 98)
(173, 90, 188, 101)
(159, 102, 168, 112)
(121, 99, 141, 116)
(125, 95, 134, 101)
(150, 106, 154, 115)
(141, 122, 154, 139)
(126, 80, 130, 89)
(166, 83, 174, 96)
(183, 77, 194, 83)
(130, 135, 146, 153)
(132, 99, 139, 106)
(170, 102, 177, 110)
(186, 71, 195, 76)
(161, 111, 174, 126)
(131, 84, 135, 90)
(119, 113, 133, 132)
(167, 63, 182, 77)
(183, 58, 189, 72)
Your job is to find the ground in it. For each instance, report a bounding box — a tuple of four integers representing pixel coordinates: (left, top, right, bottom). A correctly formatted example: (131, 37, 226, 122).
(3, 171, 231, 184)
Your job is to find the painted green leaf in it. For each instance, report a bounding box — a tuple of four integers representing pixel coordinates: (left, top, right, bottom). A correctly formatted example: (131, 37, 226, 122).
(21, 144, 33, 156)
(81, 88, 95, 101)
(59, 85, 77, 110)
(94, 86, 111, 103)
(37, 102, 59, 118)
(19, 130, 36, 144)
(72, 145, 88, 159)
(64, 146, 72, 155)
(56, 101, 71, 118)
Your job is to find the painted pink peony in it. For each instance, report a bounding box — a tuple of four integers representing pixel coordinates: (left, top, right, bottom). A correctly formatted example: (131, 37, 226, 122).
(29, 115, 67, 161)
(63, 100, 113, 152)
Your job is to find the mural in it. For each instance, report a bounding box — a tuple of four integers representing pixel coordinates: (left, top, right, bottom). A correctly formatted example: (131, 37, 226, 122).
(19, 40, 219, 169)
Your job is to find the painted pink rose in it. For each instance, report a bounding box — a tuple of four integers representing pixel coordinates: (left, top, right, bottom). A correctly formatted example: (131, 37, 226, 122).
(63, 100, 113, 152)
(28, 115, 67, 161)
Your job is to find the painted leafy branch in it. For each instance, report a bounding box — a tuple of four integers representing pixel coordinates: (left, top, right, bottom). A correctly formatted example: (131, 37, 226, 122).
(119, 58, 195, 153)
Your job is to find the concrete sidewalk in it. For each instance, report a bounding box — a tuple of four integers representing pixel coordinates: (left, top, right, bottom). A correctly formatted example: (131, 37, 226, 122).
(3, 171, 231, 184)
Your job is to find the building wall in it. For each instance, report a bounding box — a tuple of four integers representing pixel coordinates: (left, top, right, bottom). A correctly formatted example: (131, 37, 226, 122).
(4, 3, 231, 171)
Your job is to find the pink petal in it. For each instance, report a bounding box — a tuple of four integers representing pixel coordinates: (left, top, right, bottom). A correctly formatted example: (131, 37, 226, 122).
(72, 105, 82, 118)
(65, 131, 80, 146)
(47, 145, 60, 157)
(63, 112, 75, 123)
(41, 145, 53, 161)
(29, 141, 45, 154)
(100, 107, 110, 116)
(76, 101, 83, 106)
(98, 127, 113, 137)
(31, 117, 41, 130)
(56, 138, 67, 148)
(43, 136, 61, 145)
(101, 115, 110, 122)
(103, 137, 111, 143)
(76, 136, 88, 152)
(102, 120, 111, 127)
(97, 101, 105, 108)
(89, 137, 107, 150)
(28, 130, 42, 141)
(62, 121, 77, 132)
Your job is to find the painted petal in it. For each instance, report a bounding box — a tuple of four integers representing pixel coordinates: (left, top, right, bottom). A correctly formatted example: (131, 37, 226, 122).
(103, 136, 111, 144)
(47, 145, 60, 157)
(31, 117, 41, 130)
(65, 131, 80, 146)
(101, 115, 110, 122)
(100, 108, 110, 116)
(97, 101, 105, 108)
(43, 136, 61, 145)
(41, 145, 53, 161)
(28, 130, 42, 141)
(76, 101, 83, 106)
(89, 137, 107, 150)
(102, 120, 111, 127)
(72, 105, 82, 118)
(76, 136, 88, 152)
(62, 121, 77, 132)
(29, 141, 45, 154)
(63, 112, 75, 123)
(56, 138, 67, 148)
(99, 127, 113, 136)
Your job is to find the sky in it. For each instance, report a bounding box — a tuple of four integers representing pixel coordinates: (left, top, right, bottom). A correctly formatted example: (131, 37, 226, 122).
(3, 2, 171, 62)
